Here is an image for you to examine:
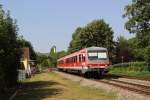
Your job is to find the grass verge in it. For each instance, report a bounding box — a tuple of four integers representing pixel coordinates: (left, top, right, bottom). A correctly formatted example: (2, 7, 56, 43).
(15, 72, 116, 100)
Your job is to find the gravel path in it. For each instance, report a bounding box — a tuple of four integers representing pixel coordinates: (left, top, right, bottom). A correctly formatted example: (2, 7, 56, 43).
(54, 71, 150, 100)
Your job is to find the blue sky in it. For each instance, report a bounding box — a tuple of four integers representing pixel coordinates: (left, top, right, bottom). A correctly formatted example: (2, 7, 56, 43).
(1, 0, 134, 53)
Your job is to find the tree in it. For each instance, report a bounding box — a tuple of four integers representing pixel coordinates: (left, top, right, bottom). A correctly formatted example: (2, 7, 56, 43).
(68, 19, 114, 55)
(57, 50, 67, 59)
(145, 45, 150, 70)
(49, 46, 57, 67)
(68, 27, 82, 53)
(17, 36, 37, 60)
(0, 5, 21, 99)
(41, 59, 49, 68)
(115, 36, 134, 63)
(81, 20, 114, 50)
(123, 0, 150, 48)
(36, 54, 49, 69)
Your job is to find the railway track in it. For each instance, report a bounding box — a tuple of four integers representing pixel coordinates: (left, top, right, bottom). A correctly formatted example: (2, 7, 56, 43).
(58, 71, 150, 96)
(120, 75, 150, 81)
(107, 74, 150, 81)
(92, 78, 150, 96)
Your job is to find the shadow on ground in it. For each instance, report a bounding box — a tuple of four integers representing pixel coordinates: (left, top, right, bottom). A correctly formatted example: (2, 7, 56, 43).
(15, 81, 62, 100)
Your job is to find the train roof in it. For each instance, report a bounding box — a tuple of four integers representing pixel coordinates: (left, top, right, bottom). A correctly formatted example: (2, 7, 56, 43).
(87, 46, 107, 51)
(57, 48, 86, 61)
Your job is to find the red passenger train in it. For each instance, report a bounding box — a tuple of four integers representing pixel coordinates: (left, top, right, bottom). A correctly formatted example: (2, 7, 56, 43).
(57, 46, 110, 75)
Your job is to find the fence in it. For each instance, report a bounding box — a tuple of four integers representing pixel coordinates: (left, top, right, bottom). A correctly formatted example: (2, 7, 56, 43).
(18, 70, 26, 81)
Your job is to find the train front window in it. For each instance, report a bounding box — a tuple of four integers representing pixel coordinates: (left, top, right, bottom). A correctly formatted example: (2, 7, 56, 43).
(88, 51, 107, 60)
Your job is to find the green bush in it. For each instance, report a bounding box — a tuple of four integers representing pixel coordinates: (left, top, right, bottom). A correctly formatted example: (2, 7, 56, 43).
(144, 45, 150, 71)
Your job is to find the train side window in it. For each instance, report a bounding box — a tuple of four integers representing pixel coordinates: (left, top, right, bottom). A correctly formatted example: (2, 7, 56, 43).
(59, 60, 63, 64)
(69, 58, 71, 63)
(79, 55, 81, 62)
(73, 57, 75, 63)
(67, 58, 69, 63)
(74, 56, 76, 63)
(74, 56, 75, 63)
(68, 58, 70, 63)
(62, 60, 64, 64)
(82, 55, 85, 62)
(71, 57, 73, 63)
(75, 56, 77, 63)
(75, 56, 76, 63)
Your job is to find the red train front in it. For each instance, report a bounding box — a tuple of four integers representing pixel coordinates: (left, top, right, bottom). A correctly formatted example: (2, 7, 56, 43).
(57, 46, 110, 75)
